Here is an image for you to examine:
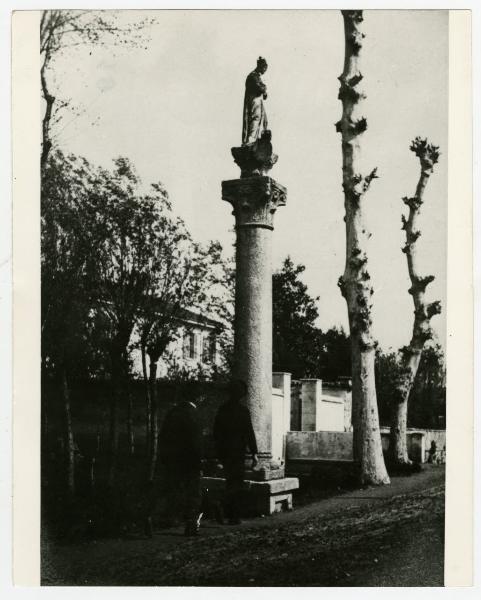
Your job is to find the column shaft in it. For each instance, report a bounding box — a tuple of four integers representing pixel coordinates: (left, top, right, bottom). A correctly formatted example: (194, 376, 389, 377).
(222, 175, 287, 469)
(234, 225, 273, 457)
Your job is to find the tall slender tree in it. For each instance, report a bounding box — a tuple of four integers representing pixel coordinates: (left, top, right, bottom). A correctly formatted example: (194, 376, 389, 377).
(273, 257, 320, 378)
(140, 238, 218, 481)
(41, 150, 104, 494)
(336, 10, 389, 485)
(390, 138, 441, 465)
(84, 159, 193, 484)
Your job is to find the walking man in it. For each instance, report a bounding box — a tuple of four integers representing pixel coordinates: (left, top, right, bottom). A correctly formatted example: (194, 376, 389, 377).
(427, 440, 438, 464)
(147, 391, 203, 537)
(213, 380, 258, 524)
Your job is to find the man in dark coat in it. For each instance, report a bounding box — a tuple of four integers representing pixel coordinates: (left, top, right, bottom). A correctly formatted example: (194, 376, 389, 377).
(154, 393, 203, 536)
(213, 380, 258, 524)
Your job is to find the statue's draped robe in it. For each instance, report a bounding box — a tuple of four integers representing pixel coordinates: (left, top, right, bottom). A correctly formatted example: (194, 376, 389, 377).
(242, 70, 268, 145)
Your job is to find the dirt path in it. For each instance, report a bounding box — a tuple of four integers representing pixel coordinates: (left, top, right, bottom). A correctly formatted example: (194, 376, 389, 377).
(42, 465, 445, 586)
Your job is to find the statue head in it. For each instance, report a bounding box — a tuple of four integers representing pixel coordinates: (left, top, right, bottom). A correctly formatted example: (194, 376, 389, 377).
(256, 56, 268, 74)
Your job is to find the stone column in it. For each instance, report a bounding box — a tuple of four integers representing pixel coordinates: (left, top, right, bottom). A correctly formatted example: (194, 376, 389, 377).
(222, 175, 287, 469)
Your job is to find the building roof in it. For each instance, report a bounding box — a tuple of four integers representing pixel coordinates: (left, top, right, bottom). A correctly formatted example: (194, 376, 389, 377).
(174, 307, 223, 330)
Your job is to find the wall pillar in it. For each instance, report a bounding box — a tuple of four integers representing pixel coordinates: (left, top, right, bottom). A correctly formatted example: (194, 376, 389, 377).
(300, 379, 323, 431)
(272, 372, 292, 461)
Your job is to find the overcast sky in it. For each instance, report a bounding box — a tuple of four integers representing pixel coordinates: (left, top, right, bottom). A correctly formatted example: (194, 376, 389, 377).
(50, 9, 448, 351)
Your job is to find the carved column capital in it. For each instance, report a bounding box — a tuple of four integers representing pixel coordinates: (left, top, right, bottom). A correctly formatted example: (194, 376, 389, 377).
(221, 176, 287, 230)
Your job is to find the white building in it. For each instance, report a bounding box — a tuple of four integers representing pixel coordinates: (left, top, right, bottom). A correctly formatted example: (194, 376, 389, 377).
(130, 308, 224, 379)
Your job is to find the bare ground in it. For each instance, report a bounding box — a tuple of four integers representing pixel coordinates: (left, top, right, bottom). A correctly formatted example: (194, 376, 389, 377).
(42, 465, 445, 587)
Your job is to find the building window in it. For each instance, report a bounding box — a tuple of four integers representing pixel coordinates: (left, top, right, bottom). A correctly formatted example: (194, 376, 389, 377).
(202, 333, 216, 363)
(183, 331, 197, 360)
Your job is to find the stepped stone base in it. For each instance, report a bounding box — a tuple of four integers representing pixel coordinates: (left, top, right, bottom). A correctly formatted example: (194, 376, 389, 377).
(243, 466, 285, 481)
(201, 476, 299, 516)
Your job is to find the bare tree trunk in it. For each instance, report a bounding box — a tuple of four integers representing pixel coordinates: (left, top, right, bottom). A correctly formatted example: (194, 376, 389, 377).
(141, 342, 152, 457)
(390, 138, 441, 465)
(61, 366, 75, 495)
(96, 426, 101, 454)
(108, 392, 119, 486)
(126, 389, 135, 457)
(108, 361, 121, 487)
(337, 10, 389, 485)
(41, 375, 49, 443)
(89, 457, 96, 494)
(148, 357, 159, 482)
(41, 59, 54, 170)
(390, 396, 410, 464)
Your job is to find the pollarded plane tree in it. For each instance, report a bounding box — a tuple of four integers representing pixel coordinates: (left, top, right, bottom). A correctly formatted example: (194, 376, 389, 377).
(336, 10, 390, 485)
(390, 137, 441, 465)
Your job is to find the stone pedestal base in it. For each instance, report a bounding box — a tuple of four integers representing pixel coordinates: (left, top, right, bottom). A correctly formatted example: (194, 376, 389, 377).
(201, 476, 299, 516)
(231, 130, 278, 178)
(244, 466, 285, 481)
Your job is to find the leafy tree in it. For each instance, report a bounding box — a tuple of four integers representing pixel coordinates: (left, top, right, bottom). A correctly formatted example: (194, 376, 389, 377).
(272, 257, 320, 379)
(201, 247, 235, 379)
(139, 236, 229, 480)
(42, 147, 235, 486)
(374, 350, 405, 428)
(375, 343, 446, 431)
(77, 158, 232, 480)
(408, 344, 446, 430)
(272, 259, 351, 382)
(147, 239, 235, 383)
(82, 158, 152, 482)
(41, 150, 104, 493)
(317, 326, 351, 381)
(79, 158, 196, 482)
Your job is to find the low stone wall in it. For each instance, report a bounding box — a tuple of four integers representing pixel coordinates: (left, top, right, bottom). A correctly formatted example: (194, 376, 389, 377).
(424, 430, 446, 464)
(423, 429, 447, 452)
(42, 377, 230, 459)
(286, 431, 353, 461)
(380, 428, 446, 463)
(287, 428, 446, 465)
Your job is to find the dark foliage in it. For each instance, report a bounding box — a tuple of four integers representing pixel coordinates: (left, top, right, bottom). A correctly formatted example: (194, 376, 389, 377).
(317, 326, 351, 381)
(375, 344, 446, 429)
(272, 257, 351, 380)
(272, 257, 320, 379)
(408, 345, 446, 429)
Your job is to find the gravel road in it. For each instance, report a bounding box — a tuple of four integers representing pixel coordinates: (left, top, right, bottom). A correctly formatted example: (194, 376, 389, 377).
(42, 465, 445, 586)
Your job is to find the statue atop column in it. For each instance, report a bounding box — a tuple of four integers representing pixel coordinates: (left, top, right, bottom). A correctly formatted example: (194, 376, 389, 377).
(220, 58, 297, 503)
(232, 57, 278, 178)
(242, 57, 269, 145)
